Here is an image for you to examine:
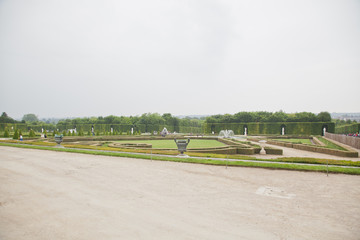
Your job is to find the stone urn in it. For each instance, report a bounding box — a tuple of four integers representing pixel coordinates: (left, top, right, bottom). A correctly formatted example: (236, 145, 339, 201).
(54, 134, 64, 148)
(174, 138, 190, 156)
(259, 140, 267, 154)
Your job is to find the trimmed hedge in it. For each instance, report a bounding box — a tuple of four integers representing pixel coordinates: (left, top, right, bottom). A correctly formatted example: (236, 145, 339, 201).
(335, 123, 360, 134)
(267, 140, 358, 158)
(264, 147, 283, 155)
(204, 122, 334, 135)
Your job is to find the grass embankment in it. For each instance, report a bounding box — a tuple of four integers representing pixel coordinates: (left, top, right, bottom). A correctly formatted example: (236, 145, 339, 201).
(114, 139, 226, 149)
(277, 139, 313, 145)
(275, 137, 349, 151)
(317, 137, 348, 151)
(1, 141, 359, 175)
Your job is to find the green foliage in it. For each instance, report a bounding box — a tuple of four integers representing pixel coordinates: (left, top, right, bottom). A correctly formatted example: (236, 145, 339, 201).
(335, 123, 360, 134)
(3, 128, 10, 137)
(29, 129, 36, 138)
(317, 112, 331, 122)
(22, 113, 39, 123)
(204, 122, 335, 135)
(206, 111, 331, 123)
(13, 129, 19, 139)
(62, 130, 67, 136)
(0, 112, 17, 123)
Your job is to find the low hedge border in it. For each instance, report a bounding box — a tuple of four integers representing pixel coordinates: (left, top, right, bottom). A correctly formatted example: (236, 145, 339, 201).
(266, 139, 358, 158)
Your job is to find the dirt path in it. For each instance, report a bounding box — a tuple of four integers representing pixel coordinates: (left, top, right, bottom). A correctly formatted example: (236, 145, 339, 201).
(1, 146, 360, 240)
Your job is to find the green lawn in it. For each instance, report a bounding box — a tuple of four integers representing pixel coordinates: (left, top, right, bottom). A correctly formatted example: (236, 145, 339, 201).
(276, 139, 313, 144)
(115, 139, 226, 149)
(317, 137, 347, 151)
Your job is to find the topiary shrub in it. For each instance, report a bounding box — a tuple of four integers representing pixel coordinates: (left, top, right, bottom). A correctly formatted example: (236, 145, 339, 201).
(13, 129, 19, 139)
(4, 128, 9, 138)
(29, 129, 36, 137)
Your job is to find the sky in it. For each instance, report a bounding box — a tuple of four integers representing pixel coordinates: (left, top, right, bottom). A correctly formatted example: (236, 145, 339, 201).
(0, 0, 359, 119)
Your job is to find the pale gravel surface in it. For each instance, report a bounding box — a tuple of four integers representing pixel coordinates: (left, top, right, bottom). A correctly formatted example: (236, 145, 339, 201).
(1, 146, 360, 240)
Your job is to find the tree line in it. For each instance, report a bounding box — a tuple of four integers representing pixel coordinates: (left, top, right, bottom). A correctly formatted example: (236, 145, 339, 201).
(205, 111, 332, 123)
(0, 111, 334, 131)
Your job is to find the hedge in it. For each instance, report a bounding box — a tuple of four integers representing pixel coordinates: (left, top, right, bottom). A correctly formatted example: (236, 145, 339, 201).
(0, 122, 335, 136)
(204, 122, 334, 135)
(335, 123, 360, 134)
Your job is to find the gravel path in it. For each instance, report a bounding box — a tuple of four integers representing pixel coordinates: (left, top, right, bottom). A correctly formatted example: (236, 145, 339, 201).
(1, 146, 360, 240)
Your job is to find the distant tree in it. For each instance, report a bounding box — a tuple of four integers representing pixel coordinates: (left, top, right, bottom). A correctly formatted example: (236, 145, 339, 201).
(317, 112, 331, 122)
(233, 112, 255, 122)
(22, 113, 39, 123)
(268, 111, 288, 122)
(0, 112, 16, 123)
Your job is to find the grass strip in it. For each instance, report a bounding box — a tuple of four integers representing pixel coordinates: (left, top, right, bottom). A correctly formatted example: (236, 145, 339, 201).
(318, 137, 348, 151)
(1, 140, 359, 167)
(1, 142, 360, 175)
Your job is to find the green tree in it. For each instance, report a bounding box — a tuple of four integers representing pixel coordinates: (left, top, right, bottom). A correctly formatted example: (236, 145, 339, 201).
(0, 112, 16, 123)
(317, 112, 331, 122)
(22, 113, 39, 123)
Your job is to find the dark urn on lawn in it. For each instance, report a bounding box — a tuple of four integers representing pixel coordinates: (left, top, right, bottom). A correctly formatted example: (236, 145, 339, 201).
(174, 138, 190, 155)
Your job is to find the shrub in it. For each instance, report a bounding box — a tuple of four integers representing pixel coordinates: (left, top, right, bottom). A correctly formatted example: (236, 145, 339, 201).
(29, 129, 36, 137)
(13, 129, 19, 139)
(62, 130, 67, 136)
(4, 128, 9, 137)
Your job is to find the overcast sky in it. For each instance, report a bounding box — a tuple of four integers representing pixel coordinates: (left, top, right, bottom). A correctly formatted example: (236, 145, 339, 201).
(0, 0, 359, 119)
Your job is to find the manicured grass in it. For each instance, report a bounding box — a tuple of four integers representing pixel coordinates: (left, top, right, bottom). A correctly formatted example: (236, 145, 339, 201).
(114, 139, 226, 149)
(1, 142, 360, 175)
(277, 138, 313, 144)
(318, 137, 347, 151)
